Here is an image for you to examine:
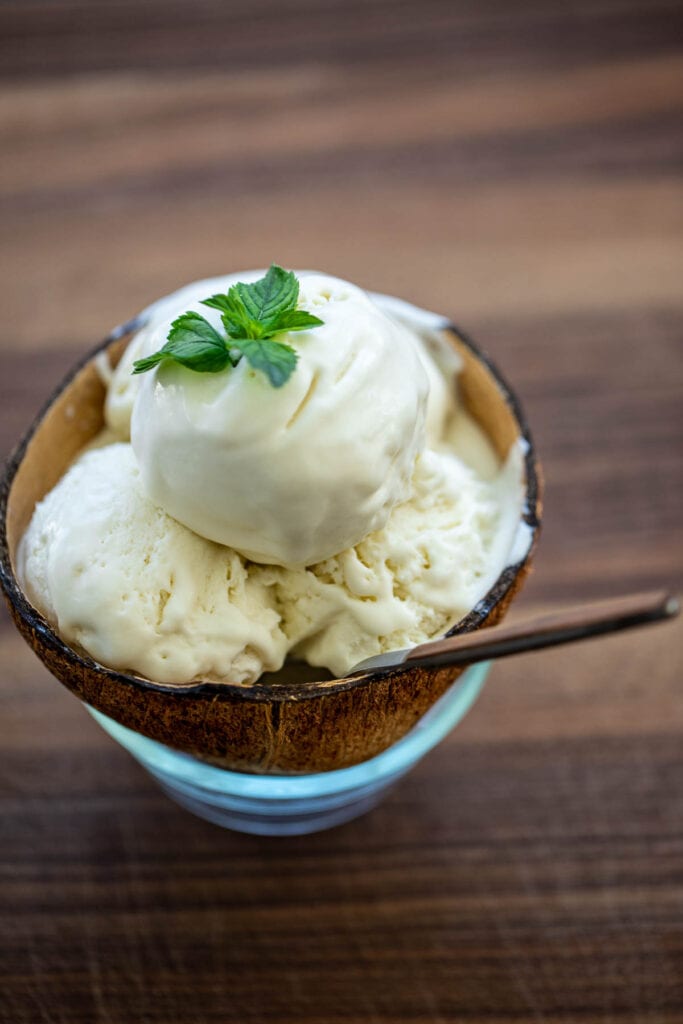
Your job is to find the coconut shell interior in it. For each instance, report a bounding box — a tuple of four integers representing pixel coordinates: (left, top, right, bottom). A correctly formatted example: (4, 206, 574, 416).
(1, 325, 541, 774)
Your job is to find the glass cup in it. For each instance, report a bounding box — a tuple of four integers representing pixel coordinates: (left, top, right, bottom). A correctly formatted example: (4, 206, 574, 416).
(87, 662, 490, 836)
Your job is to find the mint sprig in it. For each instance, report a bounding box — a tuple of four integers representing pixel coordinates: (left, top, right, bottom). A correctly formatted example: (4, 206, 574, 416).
(131, 312, 234, 375)
(232, 338, 298, 389)
(132, 265, 323, 387)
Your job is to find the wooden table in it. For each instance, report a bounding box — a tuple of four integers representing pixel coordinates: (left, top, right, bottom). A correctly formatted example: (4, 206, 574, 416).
(1, 3, 682, 1021)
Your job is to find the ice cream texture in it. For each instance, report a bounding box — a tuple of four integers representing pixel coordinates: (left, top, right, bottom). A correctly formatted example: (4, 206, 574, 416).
(19, 271, 529, 685)
(18, 444, 287, 685)
(129, 273, 431, 566)
(262, 446, 524, 677)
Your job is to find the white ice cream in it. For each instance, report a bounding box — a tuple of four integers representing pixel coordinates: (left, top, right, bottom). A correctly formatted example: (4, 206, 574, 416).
(18, 437, 524, 684)
(128, 273, 434, 567)
(260, 443, 525, 677)
(18, 272, 531, 686)
(18, 444, 287, 684)
(105, 274, 454, 449)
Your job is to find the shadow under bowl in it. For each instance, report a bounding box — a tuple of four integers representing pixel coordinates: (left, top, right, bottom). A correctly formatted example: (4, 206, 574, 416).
(0, 317, 541, 774)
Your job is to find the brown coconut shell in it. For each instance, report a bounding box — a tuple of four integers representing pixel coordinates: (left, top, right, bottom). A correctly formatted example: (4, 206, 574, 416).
(0, 317, 541, 774)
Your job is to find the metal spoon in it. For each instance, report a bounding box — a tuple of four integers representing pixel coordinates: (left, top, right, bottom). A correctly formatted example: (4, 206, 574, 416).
(350, 590, 679, 676)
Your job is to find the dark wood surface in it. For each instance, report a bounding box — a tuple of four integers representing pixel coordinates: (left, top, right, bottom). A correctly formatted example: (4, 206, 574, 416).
(1, 2, 682, 1021)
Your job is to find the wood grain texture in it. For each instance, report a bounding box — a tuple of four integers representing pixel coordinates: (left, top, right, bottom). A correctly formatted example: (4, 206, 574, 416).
(1, 1, 682, 1021)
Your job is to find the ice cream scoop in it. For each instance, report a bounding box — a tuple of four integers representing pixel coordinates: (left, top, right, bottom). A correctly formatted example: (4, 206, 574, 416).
(16, 431, 525, 687)
(17, 267, 531, 691)
(18, 444, 287, 684)
(262, 444, 526, 677)
(129, 273, 432, 566)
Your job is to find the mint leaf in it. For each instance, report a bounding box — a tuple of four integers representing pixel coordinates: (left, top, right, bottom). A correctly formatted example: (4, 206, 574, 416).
(262, 309, 324, 336)
(201, 292, 241, 315)
(202, 291, 257, 338)
(166, 311, 226, 349)
(133, 267, 323, 386)
(233, 264, 298, 323)
(132, 312, 231, 374)
(221, 307, 263, 340)
(232, 337, 298, 388)
(202, 266, 319, 340)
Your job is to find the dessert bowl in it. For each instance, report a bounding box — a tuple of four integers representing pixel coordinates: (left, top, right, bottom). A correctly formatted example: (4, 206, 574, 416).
(0, 304, 541, 776)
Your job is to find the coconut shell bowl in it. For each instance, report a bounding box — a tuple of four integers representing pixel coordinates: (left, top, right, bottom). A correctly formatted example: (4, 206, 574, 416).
(0, 309, 541, 834)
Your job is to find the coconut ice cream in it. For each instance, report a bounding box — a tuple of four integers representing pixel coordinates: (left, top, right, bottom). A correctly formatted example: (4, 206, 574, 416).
(18, 444, 287, 684)
(130, 274, 431, 567)
(18, 268, 529, 685)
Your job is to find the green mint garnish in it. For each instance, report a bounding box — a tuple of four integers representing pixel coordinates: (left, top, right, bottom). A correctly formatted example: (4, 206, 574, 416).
(230, 337, 298, 388)
(131, 312, 234, 375)
(132, 265, 323, 387)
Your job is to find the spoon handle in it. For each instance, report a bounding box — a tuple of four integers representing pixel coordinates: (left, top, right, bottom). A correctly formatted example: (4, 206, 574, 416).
(403, 591, 679, 671)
